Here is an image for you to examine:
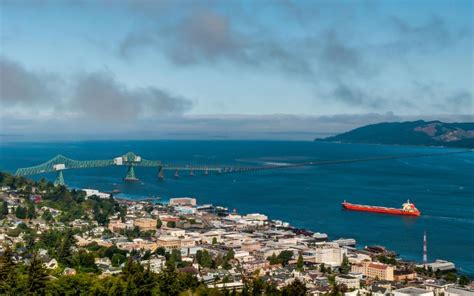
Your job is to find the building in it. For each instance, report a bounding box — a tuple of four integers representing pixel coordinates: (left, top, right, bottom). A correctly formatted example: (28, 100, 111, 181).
(335, 275, 360, 289)
(422, 260, 456, 272)
(393, 287, 434, 296)
(108, 219, 127, 233)
(424, 279, 455, 296)
(156, 235, 181, 249)
(241, 240, 262, 253)
(169, 197, 196, 207)
(303, 244, 346, 266)
(134, 218, 156, 231)
(394, 270, 417, 281)
(351, 260, 394, 281)
(446, 287, 474, 296)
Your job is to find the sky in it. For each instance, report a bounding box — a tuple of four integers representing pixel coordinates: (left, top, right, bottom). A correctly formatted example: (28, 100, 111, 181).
(0, 0, 473, 140)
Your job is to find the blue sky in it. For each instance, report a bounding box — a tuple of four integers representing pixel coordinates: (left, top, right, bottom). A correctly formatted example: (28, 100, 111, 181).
(0, 0, 472, 139)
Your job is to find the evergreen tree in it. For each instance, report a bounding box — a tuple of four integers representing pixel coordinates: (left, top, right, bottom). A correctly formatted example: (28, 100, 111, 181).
(339, 254, 350, 274)
(156, 218, 162, 229)
(27, 252, 48, 295)
(296, 253, 304, 271)
(27, 202, 36, 219)
(281, 278, 307, 296)
(41, 209, 54, 222)
(1, 201, 8, 218)
(58, 230, 76, 266)
(0, 246, 17, 294)
(15, 206, 27, 219)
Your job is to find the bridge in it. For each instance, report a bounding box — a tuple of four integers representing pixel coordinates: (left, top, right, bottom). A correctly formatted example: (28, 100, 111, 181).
(14, 150, 472, 186)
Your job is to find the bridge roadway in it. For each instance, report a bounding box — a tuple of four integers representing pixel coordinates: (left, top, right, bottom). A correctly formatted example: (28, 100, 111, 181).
(14, 150, 472, 186)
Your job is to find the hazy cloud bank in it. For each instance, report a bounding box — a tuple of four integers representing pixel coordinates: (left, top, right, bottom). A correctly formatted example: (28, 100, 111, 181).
(0, 57, 194, 121)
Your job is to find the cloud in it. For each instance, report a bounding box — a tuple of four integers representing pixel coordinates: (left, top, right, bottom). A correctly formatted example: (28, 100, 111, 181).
(387, 15, 459, 53)
(2, 112, 472, 141)
(71, 71, 193, 121)
(120, 8, 313, 75)
(0, 57, 193, 121)
(0, 57, 59, 105)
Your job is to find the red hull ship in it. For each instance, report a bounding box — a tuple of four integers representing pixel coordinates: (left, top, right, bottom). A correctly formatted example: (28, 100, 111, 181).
(342, 200, 421, 216)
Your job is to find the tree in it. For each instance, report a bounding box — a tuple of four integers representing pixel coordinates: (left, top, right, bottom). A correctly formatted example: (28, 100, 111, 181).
(296, 253, 304, 271)
(281, 278, 307, 296)
(212, 237, 218, 245)
(320, 263, 326, 273)
(167, 221, 176, 228)
(196, 250, 213, 268)
(458, 275, 471, 286)
(278, 250, 293, 266)
(112, 253, 126, 267)
(58, 230, 76, 266)
(27, 252, 48, 294)
(339, 254, 350, 274)
(73, 250, 98, 272)
(0, 201, 8, 218)
(0, 246, 17, 294)
(156, 218, 162, 229)
(42, 209, 54, 222)
(27, 202, 36, 219)
(15, 206, 27, 219)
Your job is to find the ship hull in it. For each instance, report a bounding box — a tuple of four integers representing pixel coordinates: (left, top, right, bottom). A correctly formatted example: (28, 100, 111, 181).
(342, 202, 420, 216)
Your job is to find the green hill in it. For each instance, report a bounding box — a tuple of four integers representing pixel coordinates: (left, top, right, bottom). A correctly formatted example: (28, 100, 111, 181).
(316, 120, 474, 148)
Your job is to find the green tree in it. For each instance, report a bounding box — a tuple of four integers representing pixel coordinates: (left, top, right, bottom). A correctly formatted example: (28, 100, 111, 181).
(458, 275, 471, 286)
(278, 250, 293, 266)
(58, 230, 76, 266)
(27, 252, 48, 295)
(15, 206, 27, 219)
(296, 253, 304, 271)
(73, 250, 98, 272)
(156, 218, 162, 229)
(196, 250, 213, 268)
(27, 202, 36, 219)
(0, 201, 8, 219)
(167, 221, 176, 228)
(0, 246, 17, 294)
(212, 237, 218, 245)
(339, 254, 350, 274)
(281, 278, 307, 296)
(112, 253, 127, 267)
(42, 209, 54, 222)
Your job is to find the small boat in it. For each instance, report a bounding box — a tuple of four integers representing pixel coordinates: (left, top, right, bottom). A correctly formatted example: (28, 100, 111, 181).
(342, 200, 421, 216)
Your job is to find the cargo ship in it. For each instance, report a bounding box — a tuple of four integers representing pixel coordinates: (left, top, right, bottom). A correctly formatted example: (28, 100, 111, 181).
(342, 200, 421, 216)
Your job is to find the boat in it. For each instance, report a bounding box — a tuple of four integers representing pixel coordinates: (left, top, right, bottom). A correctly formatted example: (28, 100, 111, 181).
(342, 200, 421, 216)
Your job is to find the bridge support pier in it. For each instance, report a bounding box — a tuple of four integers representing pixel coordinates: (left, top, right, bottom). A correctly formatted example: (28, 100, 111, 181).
(158, 167, 164, 180)
(54, 170, 65, 186)
(124, 165, 139, 182)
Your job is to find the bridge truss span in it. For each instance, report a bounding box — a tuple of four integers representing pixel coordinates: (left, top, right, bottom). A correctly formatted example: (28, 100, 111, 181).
(14, 150, 472, 186)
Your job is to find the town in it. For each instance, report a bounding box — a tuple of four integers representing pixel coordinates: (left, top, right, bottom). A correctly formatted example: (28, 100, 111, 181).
(0, 172, 472, 296)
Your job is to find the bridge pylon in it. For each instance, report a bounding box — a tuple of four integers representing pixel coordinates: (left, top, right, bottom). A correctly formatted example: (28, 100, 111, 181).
(124, 165, 139, 182)
(158, 167, 164, 180)
(54, 170, 65, 186)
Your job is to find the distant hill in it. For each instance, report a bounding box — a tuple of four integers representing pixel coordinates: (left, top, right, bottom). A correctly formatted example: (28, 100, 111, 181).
(316, 120, 474, 148)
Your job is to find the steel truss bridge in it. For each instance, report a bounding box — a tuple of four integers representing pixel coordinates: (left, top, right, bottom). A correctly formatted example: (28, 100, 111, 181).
(14, 150, 472, 186)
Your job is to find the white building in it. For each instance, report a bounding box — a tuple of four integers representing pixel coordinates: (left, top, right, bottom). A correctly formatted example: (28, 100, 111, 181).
(303, 244, 346, 266)
(335, 275, 360, 289)
(393, 287, 434, 296)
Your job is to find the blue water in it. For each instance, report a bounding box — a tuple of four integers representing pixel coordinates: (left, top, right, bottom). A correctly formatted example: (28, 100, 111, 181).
(0, 140, 473, 275)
